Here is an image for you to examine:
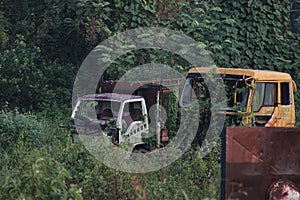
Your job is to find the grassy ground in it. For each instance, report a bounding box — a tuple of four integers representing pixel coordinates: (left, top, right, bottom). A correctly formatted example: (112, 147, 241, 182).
(0, 109, 221, 200)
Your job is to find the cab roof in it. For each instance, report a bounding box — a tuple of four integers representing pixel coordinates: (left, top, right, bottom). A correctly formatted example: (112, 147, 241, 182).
(188, 67, 293, 81)
(79, 93, 144, 102)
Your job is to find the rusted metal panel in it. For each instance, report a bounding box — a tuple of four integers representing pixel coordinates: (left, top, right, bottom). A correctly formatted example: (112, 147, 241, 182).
(225, 127, 300, 200)
(99, 80, 183, 116)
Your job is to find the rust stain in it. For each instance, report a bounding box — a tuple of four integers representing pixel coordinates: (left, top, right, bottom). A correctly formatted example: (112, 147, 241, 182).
(231, 136, 264, 163)
(225, 127, 300, 200)
(267, 180, 300, 200)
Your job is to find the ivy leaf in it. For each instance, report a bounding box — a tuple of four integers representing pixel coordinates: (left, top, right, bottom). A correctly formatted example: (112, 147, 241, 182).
(276, 57, 292, 63)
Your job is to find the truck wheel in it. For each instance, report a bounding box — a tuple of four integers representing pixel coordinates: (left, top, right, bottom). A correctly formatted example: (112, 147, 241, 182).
(266, 180, 300, 200)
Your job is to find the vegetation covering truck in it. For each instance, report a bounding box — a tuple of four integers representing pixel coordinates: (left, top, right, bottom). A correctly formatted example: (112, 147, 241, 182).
(72, 67, 298, 147)
(71, 78, 183, 152)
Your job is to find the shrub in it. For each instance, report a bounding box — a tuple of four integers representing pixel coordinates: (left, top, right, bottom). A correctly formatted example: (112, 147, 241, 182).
(0, 155, 83, 200)
(0, 108, 46, 152)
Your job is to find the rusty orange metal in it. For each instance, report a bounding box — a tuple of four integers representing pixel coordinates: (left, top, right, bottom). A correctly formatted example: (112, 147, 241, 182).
(188, 67, 296, 83)
(266, 180, 300, 200)
(223, 127, 300, 199)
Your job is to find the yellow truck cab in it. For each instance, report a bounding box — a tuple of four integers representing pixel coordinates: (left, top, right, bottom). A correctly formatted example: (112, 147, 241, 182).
(180, 67, 297, 127)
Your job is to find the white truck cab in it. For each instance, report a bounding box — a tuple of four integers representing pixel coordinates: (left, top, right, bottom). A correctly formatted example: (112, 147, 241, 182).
(71, 93, 149, 149)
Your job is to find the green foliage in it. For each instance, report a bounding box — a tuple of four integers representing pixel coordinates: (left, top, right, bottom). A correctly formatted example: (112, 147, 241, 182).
(142, 145, 221, 200)
(0, 108, 46, 152)
(1, 156, 83, 200)
(2, 0, 298, 120)
(205, 0, 294, 70)
(1, 0, 300, 199)
(0, 113, 81, 199)
(34, 0, 112, 65)
(0, 35, 44, 110)
(0, 35, 76, 113)
(291, 0, 300, 33)
(163, 91, 178, 136)
(0, 11, 9, 47)
(0, 109, 221, 199)
(109, 0, 156, 30)
(38, 61, 76, 114)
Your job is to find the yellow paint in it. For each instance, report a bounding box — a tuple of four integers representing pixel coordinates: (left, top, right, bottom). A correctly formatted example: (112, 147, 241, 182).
(188, 67, 296, 127)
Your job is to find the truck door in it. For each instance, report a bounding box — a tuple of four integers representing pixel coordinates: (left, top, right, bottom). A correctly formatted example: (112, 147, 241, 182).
(121, 101, 148, 144)
(277, 82, 295, 126)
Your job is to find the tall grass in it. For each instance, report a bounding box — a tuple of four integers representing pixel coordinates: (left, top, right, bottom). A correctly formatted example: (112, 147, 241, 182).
(0, 109, 221, 199)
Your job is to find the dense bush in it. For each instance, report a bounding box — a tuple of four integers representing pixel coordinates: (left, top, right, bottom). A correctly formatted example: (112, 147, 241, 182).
(0, 110, 221, 199)
(0, 155, 83, 200)
(0, 108, 46, 152)
(1, 0, 299, 119)
(0, 35, 76, 113)
(0, 35, 44, 110)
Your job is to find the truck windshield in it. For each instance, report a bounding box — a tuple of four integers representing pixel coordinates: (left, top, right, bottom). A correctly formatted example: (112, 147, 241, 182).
(179, 76, 250, 112)
(75, 99, 121, 120)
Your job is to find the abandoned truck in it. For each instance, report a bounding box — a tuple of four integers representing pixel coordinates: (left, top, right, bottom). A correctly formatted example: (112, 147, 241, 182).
(71, 78, 183, 152)
(71, 93, 149, 149)
(180, 67, 297, 127)
(71, 67, 297, 150)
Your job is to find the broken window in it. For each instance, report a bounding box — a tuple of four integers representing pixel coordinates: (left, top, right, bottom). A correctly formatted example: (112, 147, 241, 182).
(281, 82, 291, 105)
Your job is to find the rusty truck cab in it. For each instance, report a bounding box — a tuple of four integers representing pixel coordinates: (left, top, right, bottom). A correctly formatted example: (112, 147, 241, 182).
(180, 67, 296, 127)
